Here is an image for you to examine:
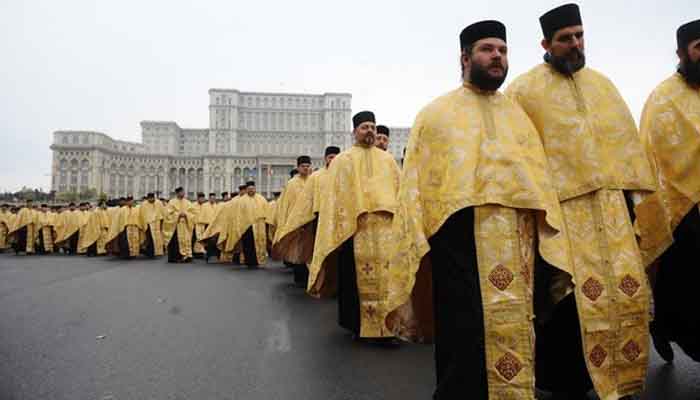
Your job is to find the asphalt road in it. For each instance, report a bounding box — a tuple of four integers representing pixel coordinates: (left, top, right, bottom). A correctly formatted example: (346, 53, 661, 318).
(0, 253, 698, 400)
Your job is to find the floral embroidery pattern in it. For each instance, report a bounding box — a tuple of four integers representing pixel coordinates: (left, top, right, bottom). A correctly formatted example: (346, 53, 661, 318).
(495, 352, 523, 381)
(489, 264, 514, 291)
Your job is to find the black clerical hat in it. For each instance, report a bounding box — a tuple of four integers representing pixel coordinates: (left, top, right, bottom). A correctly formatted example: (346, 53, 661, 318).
(221, 192, 228, 197)
(146, 192, 155, 198)
(197, 192, 205, 198)
(174, 187, 184, 193)
(352, 111, 375, 129)
(540, 4, 582, 40)
(297, 155, 311, 165)
(376, 125, 390, 136)
(678, 19, 700, 50)
(246, 181, 256, 187)
(460, 20, 507, 51)
(325, 146, 340, 156)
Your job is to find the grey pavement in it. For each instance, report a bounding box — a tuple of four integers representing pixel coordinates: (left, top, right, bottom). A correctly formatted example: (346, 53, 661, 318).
(0, 253, 698, 400)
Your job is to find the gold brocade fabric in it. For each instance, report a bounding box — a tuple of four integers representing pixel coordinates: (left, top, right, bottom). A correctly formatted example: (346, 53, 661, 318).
(126, 225, 141, 257)
(252, 219, 269, 264)
(563, 190, 649, 399)
(384, 83, 566, 320)
(97, 228, 109, 255)
(272, 175, 309, 247)
(163, 198, 196, 258)
(146, 222, 164, 256)
(192, 199, 217, 254)
(383, 84, 566, 397)
(105, 207, 143, 249)
(308, 145, 401, 300)
(475, 207, 536, 399)
(506, 64, 655, 201)
(265, 200, 277, 227)
(25, 223, 35, 253)
(0, 219, 8, 249)
(273, 169, 327, 264)
(54, 210, 82, 244)
(507, 66, 653, 399)
(194, 224, 206, 254)
(78, 211, 104, 253)
(353, 212, 395, 338)
(201, 199, 235, 245)
(194, 202, 216, 226)
(223, 194, 269, 264)
(9, 208, 36, 235)
(41, 226, 54, 253)
(635, 73, 700, 266)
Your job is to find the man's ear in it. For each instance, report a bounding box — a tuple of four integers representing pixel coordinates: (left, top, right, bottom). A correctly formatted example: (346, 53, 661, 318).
(541, 38, 550, 52)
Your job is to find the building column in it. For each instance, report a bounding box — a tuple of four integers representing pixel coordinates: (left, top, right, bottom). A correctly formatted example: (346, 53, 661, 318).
(256, 160, 262, 188)
(266, 164, 271, 199)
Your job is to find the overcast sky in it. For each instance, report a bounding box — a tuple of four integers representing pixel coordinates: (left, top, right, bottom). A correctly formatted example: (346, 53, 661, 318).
(0, 0, 694, 192)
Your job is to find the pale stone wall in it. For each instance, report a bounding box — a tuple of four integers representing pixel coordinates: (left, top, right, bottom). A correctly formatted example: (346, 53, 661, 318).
(50, 89, 409, 199)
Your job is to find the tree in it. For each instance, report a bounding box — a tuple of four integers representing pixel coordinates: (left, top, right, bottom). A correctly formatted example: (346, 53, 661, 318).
(79, 188, 97, 201)
(56, 191, 79, 203)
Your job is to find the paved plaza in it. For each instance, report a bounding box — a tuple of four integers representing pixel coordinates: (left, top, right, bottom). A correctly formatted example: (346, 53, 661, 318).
(0, 254, 697, 399)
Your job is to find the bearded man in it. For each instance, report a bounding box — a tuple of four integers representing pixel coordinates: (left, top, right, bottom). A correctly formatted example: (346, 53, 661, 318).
(375, 125, 390, 151)
(275, 147, 341, 288)
(273, 156, 314, 284)
(164, 187, 195, 263)
(308, 111, 401, 345)
(634, 19, 700, 364)
(506, 4, 656, 399)
(385, 20, 566, 399)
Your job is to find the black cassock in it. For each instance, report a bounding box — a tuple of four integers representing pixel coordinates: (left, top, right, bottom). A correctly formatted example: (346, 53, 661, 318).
(336, 237, 360, 336)
(13, 226, 28, 254)
(142, 226, 155, 258)
(240, 227, 258, 267)
(167, 227, 185, 263)
(654, 207, 700, 362)
(427, 207, 489, 400)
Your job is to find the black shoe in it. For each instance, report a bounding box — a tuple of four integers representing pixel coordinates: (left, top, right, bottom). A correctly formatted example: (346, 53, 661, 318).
(650, 320, 674, 363)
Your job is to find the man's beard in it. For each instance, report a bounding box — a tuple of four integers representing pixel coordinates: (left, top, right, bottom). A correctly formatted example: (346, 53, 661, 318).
(359, 134, 375, 147)
(469, 61, 508, 91)
(679, 58, 700, 87)
(544, 48, 586, 76)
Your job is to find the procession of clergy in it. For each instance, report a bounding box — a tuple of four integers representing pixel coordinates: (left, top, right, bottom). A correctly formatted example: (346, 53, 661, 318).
(1, 4, 699, 399)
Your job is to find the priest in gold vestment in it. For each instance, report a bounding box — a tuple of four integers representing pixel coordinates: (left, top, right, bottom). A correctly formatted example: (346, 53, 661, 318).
(164, 187, 196, 263)
(139, 193, 164, 258)
(106, 196, 143, 259)
(35, 204, 56, 254)
(308, 111, 400, 343)
(223, 182, 268, 268)
(54, 203, 82, 255)
(274, 148, 340, 287)
(200, 192, 237, 263)
(193, 192, 216, 258)
(0, 204, 10, 251)
(272, 155, 314, 285)
(9, 199, 37, 255)
(634, 19, 700, 364)
(385, 21, 566, 399)
(74, 203, 92, 254)
(505, 5, 656, 399)
(85, 201, 112, 256)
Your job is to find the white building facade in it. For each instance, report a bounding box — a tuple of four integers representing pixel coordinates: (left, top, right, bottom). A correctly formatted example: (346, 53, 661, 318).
(50, 89, 409, 199)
